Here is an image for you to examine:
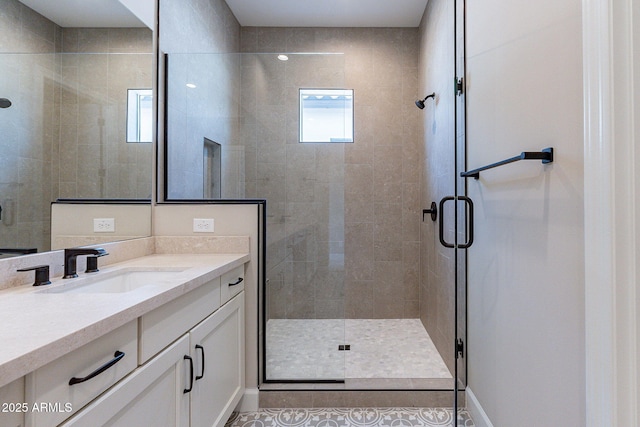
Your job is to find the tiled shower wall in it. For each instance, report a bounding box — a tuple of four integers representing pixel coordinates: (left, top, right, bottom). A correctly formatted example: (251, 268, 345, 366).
(242, 28, 421, 320)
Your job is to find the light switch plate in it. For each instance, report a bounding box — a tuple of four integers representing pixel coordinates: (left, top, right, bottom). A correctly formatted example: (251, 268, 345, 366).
(193, 218, 215, 233)
(94, 218, 115, 232)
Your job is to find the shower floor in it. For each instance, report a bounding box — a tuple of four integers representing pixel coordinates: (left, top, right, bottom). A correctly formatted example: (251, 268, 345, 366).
(265, 319, 452, 381)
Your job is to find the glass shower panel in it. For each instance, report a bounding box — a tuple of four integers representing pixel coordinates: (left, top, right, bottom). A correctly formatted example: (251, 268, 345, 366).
(164, 53, 347, 381)
(251, 53, 347, 381)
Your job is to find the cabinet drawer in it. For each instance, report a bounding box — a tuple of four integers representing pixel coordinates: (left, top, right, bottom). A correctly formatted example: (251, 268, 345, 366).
(220, 265, 244, 304)
(139, 277, 221, 363)
(25, 321, 137, 427)
(60, 335, 190, 427)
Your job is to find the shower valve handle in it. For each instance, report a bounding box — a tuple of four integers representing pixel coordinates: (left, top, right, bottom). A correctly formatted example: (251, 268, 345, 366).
(422, 202, 437, 221)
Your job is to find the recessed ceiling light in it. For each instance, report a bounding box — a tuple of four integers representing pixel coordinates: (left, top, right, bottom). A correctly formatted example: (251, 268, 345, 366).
(277, 54, 289, 61)
(186, 83, 196, 88)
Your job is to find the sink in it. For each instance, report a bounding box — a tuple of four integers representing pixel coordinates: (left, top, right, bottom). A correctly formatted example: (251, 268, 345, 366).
(41, 269, 185, 294)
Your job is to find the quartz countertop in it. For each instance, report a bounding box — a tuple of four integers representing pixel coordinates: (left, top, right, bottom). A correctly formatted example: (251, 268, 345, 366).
(0, 253, 249, 389)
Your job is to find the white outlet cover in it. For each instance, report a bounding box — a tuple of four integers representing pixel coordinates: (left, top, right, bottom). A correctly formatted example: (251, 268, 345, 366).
(193, 218, 215, 233)
(94, 218, 115, 233)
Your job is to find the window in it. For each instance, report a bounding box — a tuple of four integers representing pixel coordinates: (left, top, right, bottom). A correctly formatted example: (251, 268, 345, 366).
(126, 89, 153, 143)
(299, 89, 353, 143)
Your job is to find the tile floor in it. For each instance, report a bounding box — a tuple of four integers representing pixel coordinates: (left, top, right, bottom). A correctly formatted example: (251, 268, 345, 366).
(225, 408, 474, 427)
(266, 319, 452, 380)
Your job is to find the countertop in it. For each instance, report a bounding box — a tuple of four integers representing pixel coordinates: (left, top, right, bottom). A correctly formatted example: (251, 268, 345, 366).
(0, 253, 250, 389)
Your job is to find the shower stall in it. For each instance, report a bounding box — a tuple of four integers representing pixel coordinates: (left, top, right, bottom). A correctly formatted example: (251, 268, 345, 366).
(165, 38, 466, 394)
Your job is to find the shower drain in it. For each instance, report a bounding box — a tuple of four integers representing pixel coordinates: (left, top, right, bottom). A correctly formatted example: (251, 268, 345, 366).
(338, 345, 351, 351)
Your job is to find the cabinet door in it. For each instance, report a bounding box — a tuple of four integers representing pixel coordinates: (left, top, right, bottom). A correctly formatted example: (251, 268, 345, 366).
(190, 292, 245, 427)
(61, 335, 190, 427)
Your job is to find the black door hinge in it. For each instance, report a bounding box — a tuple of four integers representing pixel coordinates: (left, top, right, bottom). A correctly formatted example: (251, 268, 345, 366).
(456, 338, 464, 359)
(456, 77, 464, 95)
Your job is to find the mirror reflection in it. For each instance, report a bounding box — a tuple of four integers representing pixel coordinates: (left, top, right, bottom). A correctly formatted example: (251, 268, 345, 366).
(0, 0, 154, 257)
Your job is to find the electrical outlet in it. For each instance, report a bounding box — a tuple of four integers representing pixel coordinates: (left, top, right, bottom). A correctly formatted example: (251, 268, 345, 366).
(94, 218, 115, 233)
(193, 218, 215, 233)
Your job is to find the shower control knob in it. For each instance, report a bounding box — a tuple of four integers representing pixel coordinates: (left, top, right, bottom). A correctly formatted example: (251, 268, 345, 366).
(422, 202, 437, 222)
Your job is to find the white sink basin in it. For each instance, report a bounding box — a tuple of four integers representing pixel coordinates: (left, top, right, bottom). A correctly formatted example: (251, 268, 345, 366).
(42, 269, 185, 294)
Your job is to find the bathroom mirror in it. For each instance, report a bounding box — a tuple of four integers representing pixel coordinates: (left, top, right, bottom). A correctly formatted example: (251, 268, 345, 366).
(0, 0, 155, 257)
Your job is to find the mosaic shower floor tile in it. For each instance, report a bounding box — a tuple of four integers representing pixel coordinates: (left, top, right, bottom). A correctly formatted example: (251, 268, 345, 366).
(225, 408, 474, 427)
(266, 319, 451, 380)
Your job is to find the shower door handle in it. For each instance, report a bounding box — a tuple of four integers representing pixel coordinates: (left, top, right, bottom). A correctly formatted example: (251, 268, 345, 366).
(438, 196, 474, 249)
(458, 196, 474, 249)
(438, 197, 455, 248)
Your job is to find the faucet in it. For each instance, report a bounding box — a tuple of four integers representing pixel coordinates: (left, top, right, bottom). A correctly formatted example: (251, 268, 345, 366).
(63, 247, 108, 279)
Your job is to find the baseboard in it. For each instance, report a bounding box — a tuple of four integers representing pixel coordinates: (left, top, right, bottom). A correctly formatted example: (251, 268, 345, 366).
(236, 388, 259, 412)
(466, 387, 494, 427)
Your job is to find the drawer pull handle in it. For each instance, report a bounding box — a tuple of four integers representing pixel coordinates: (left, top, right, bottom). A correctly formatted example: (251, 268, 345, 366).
(183, 355, 194, 393)
(195, 344, 205, 380)
(68, 351, 125, 386)
(229, 277, 243, 286)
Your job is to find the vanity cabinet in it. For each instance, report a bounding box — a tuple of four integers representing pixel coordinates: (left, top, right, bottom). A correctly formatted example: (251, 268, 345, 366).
(17, 260, 247, 427)
(189, 292, 244, 427)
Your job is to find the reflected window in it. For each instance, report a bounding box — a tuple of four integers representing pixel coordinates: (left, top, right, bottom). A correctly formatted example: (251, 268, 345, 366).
(127, 89, 153, 143)
(299, 89, 353, 143)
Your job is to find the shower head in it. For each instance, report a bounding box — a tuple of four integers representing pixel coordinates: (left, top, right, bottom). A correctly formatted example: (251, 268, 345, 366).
(0, 98, 11, 109)
(415, 93, 435, 109)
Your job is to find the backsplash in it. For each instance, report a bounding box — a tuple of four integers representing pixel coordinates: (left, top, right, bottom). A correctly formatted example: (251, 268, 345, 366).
(0, 236, 250, 292)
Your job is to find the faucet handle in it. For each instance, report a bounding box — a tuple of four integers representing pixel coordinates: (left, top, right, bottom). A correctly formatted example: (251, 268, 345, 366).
(17, 265, 51, 286)
(85, 252, 109, 273)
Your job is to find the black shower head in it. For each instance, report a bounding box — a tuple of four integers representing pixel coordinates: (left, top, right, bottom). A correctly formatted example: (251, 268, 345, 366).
(0, 98, 11, 108)
(415, 93, 435, 109)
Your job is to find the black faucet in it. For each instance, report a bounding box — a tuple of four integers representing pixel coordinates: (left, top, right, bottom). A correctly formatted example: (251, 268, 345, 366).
(63, 247, 108, 279)
(17, 265, 51, 286)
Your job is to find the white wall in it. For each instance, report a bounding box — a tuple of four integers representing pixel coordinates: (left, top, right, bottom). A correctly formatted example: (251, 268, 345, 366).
(465, 0, 585, 425)
(50, 203, 151, 249)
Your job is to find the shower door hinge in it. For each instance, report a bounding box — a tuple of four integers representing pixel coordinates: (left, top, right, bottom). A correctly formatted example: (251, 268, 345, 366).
(456, 77, 464, 95)
(456, 338, 464, 359)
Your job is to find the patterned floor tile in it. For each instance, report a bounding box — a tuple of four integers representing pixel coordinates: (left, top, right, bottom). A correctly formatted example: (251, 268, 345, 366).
(225, 408, 474, 427)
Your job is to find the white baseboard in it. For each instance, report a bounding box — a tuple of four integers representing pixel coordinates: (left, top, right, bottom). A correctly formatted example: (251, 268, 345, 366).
(236, 388, 259, 412)
(466, 387, 494, 427)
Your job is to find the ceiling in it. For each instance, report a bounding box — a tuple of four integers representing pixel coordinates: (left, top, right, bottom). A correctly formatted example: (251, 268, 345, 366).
(18, 0, 146, 28)
(18, 0, 428, 29)
(224, 0, 429, 28)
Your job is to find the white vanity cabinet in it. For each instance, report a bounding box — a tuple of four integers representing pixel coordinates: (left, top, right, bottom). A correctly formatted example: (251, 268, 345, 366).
(62, 292, 245, 427)
(189, 292, 244, 427)
(13, 259, 247, 427)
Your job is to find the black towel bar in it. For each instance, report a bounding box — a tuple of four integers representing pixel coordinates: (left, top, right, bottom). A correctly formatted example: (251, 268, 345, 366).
(460, 147, 553, 179)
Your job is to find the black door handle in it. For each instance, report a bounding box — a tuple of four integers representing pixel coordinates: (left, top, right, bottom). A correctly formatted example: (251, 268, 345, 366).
(438, 197, 455, 248)
(458, 196, 474, 249)
(438, 196, 474, 249)
(69, 351, 125, 385)
(195, 345, 205, 380)
(183, 355, 194, 393)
